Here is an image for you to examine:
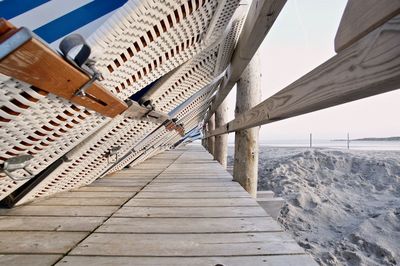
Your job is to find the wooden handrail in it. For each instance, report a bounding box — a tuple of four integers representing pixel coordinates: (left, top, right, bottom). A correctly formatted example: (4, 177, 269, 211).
(206, 15, 400, 137)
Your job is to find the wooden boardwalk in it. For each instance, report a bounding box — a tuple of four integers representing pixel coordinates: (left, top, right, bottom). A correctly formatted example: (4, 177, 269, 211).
(0, 145, 317, 265)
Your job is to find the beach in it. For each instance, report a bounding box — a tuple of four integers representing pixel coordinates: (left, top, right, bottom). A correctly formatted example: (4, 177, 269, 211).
(228, 146, 400, 266)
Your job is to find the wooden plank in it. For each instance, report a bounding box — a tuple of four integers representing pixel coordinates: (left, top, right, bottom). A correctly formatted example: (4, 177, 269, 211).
(88, 182, 147, 187)
(135, 191, 250, 198)
(151, 178, 233, 183)
(142, 186, 244, 192)
(70, 232, 304, 256)
(0, 254, 62, 266)
(125, 198, 258, 207)
(57, 255, 318, 266)
(335, 0, 400, 52)
(31, 197, 127, 206)
(0, 231, 87, 254)
(95, 177, 150, 182)
(74, 186, 142, 192)
(97, 217, 281, 233)
(0, 216, 105, 231)
(147, 182, 241, 188)
(56, 191, 136, 198)
(0, 24, 127, 117)
(114, 206, 268, 218)
(207, 15, 400, 137)
(0, 206, 119, 217)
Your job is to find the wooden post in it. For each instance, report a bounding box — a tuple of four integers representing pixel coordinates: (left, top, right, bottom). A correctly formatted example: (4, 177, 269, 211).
(214, 98, 229, 168)
(233, 54, 261, 198)
(310, 133, 312, 148)
(207, 114, 215, 155)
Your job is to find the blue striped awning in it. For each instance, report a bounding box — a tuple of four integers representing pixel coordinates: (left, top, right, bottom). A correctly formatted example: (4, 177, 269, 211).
(0, 0, 128, 44)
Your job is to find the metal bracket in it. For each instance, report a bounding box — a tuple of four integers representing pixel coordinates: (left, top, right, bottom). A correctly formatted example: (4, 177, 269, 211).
(105, 146, 121, 164)
(59, 34, 104, 97)
(1, 155, 35, 181)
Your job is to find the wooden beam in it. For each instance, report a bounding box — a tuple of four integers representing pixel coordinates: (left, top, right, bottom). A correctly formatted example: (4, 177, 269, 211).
(0, 20, 127, 117)
(335, 0, 400, 52)
(207, 115, 215, 155)
(214, 98, 229, 168)
(233, 53, 261, 198)
(207, 15, 400, 137)
(205, 0, 286, 122)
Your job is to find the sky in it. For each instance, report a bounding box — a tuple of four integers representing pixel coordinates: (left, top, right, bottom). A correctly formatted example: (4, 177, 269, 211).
(225, 0, 400, 142)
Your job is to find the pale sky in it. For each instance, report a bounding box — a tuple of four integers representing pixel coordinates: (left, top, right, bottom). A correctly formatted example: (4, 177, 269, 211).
(226, 0, 400, 142)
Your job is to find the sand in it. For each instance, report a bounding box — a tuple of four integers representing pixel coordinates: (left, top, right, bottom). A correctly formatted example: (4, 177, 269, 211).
(228, 147, 400, 266)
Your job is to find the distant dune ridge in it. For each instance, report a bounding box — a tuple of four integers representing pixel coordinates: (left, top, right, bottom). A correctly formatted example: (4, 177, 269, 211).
(228, 147, 400, 266)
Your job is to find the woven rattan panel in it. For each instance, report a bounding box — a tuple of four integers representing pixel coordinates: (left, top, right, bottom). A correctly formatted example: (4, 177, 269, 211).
(1, 0, 244, 204)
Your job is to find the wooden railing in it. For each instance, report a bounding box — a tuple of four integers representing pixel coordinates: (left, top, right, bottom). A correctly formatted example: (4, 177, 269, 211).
(205, 0, 400, 138)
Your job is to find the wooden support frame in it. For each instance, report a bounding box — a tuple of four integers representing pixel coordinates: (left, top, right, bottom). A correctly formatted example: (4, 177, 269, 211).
(204, 0, 286, 122)
(335, 0, 400, 52)
(206, 15, 400, 137)
(0, 19, 128, 117)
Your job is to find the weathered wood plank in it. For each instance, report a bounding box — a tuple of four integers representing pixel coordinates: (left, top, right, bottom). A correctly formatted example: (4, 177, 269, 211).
(88, 182, 147, 187)
(56, 255, 318, 266)
(135, 191, 250, 198)
(0, 231, 87, 254)
(31, 197, 127, 206)
(0, 216, 105, 231)
(97, 217, 281, 233)
(207, 15, 400, 137)
(114, 206, 268, 218)
(151, 178, 233, 183)
(142, 185, 244, 192)
(147, 182, 242, 188)
(70, 232, 304, 256)
(125, 198, 258, 207)
(55, 191, 136, 198)
(0, 206, 119, 217)
(335, 0, 400, 52)
(74, 186, 142, 192)
(0, 254, 62, 266)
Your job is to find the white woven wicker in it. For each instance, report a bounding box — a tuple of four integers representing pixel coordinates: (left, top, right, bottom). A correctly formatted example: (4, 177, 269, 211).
(1, 0, 246, 204)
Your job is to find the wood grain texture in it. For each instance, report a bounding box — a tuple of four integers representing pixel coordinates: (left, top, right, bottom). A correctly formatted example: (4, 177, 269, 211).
(97, 217, 281, 233)
(113, 206, 269, 218)
(0, 231, 87, 254)
(135, 191, 250, 198)
(208, 15, 400, 136)
(0, 254, 62, 266)
(0, 216, 105, 231)
(56, 255, 318, 266)
(125, 198, 258, 207)
(233, 53, 261, 197)
(335, 0, 400, 52)
(0, 31, 127, 117)
(0, 205, 119, 216)
(70, 232, 304, 256)
(31, 197, 127, 206)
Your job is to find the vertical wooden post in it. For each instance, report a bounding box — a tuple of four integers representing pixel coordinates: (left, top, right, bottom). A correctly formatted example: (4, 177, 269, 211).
(233, 54, 261, 198)
(214, 98, 229, 168)
(310, 133, 312, 148)
(207, 114, 215, 155)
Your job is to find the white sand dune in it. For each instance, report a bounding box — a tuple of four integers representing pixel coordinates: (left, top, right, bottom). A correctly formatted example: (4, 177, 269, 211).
(228, 147, 400, 266)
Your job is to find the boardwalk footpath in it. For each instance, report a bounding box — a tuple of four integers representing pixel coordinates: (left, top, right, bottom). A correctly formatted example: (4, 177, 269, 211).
(0, 145, 317, 265)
